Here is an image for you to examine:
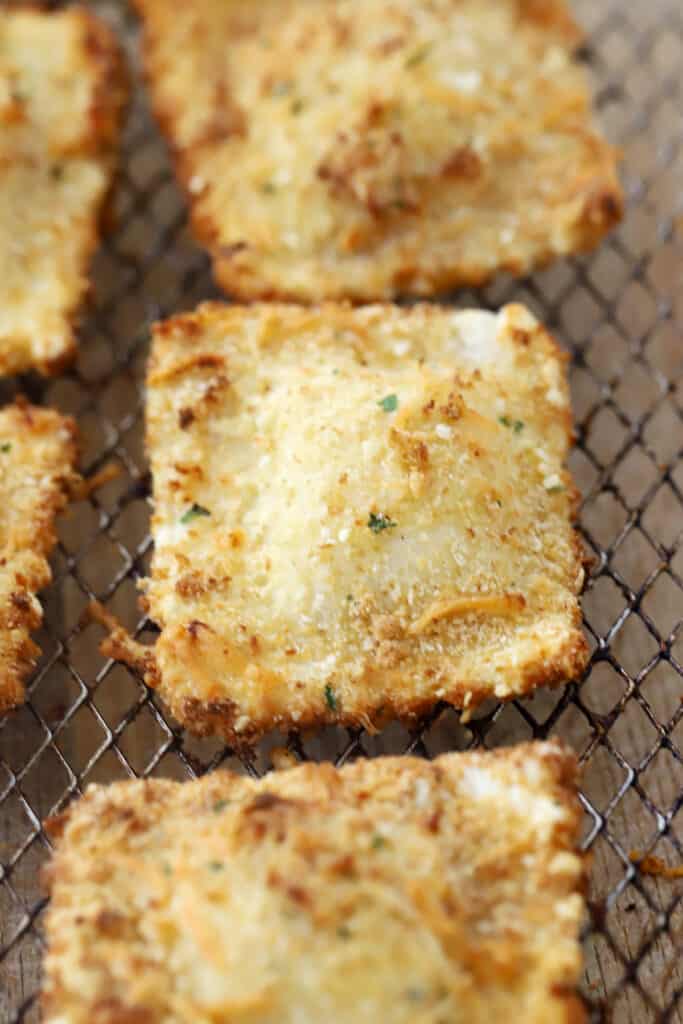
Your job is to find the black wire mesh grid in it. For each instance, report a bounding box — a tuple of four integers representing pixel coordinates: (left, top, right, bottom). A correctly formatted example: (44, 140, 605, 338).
(1, 0, 683, 1020)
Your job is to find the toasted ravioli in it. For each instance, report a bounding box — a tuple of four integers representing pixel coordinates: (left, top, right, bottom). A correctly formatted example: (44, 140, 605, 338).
(0, 401, 77, 715)
(43, 741, 586, 1024)
(136, 302, 588, 744)
(134, 0, 622, 301)
(0, 8, 126, 375)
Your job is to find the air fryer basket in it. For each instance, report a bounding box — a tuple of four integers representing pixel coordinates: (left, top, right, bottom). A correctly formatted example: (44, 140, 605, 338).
(1, 2, 682, 1020)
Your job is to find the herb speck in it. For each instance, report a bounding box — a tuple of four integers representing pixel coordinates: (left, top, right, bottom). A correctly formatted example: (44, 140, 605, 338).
(0, 443, 11, 453)
(378, 393, 398, 413)
(368, 512, 397, 534)
(290, 98, 304, 114)
(212, 799, 229, 813)
(209, 861, 224, 871)
(324, 684, 337, 711)
(371, 833, 386, 849)
(337, 924, 352, 939)
(405, 44, 431, 68)
(181, 503, 211, 524)
(498, 415, 524, 433)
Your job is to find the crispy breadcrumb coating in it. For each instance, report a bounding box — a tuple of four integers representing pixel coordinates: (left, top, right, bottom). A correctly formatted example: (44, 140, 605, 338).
(0, 7, 127, 374)
(43, 741, 587, 1024)
(117, 301, 590, 745)
(134, 0, 622, 300)
(0, 400, 78, 715)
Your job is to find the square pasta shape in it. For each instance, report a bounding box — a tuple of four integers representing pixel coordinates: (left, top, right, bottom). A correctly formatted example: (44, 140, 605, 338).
(133, 0, 622, 301)
(124, 301, 589, 745)
(0, 400, 78, 715)
(42, 741, 587, 1024)
(0, 8, 127, 375)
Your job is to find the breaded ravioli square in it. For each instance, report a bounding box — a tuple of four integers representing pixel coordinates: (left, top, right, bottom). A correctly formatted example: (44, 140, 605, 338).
(133, 0, 622, 301)
(0, 401, 77, 715)
(42, 741, 587, 1024)
(0, 8, 127, 375)
(132, 302, 588, 745)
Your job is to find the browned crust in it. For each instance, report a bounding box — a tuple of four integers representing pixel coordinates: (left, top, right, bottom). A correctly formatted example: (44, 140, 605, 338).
(98, 585, 587, 754)
(0, 399, 79, 716)
(45, 8, 129, 376)
(80, 11, 129, 153)
(45, 738, 585, 874)
(162, 627, 589, 751)
(90, 599, 160, 686)
(0, 8, 129, 376)
(98, 300, 589, 749)
(146, 100, 622, 305)
(516, 0, 585, 47)
(208, 184, 623, 302)
(132, 1, 622, 303)
(154, 296, 578, 369)
(41, 740, 588, 1022)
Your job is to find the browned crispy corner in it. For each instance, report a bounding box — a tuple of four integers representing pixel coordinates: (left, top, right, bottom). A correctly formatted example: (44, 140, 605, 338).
(89, 600, 159, 686)
(42, 741, 587, 1023)
(0, 400, 78, 716)
(517, 0, 585, 45)
(0, 7, 128, 375)
(133, 0, 621, 301)
(102, 300, 591, 747)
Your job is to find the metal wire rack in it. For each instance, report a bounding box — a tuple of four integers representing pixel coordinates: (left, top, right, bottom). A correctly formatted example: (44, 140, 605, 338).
(1, 1, 682, 1020)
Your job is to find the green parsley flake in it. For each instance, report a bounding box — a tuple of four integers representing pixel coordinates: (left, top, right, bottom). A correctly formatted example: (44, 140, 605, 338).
(324, 684, 337, 711)
(290, 98, 304, 114)
(209, 861, 224, 871)
(181, 503, 211, 524)
(261, 181, 277, 195)
(368, 512, 397, 534)
(0, 443, 11, 453)
(337, 924, 352, 939)
(405, 44, 431, 68)
(378, 393, 398, 413)
(547, 484, 565, 495)
(212, 799, 229, 813)
(371, 833, 386, 849)
(498, 416, 524, 433)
